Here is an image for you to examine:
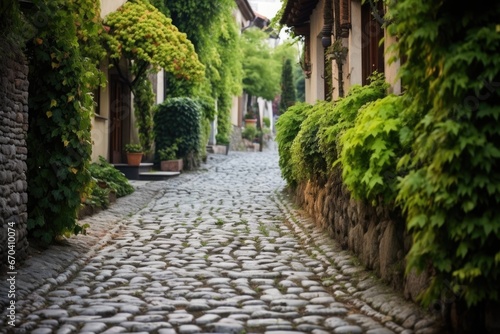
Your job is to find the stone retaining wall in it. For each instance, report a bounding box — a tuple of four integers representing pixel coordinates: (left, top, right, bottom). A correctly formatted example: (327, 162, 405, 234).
(0, 40, 30, 272)
(293, 170, 428, 302)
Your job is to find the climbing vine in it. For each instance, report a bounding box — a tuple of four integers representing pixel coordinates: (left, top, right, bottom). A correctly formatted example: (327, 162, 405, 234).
(156, 0, 242, 145)
(26, 0, 105, 244)
(391, 0, 500, 307)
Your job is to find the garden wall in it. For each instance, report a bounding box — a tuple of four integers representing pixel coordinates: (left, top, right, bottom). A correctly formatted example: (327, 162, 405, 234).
(0, 39, 30, 271)
(293, 170, 429, 302)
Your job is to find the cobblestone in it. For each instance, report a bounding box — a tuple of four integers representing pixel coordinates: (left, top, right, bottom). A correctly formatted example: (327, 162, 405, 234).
(0, 147, 443, 333)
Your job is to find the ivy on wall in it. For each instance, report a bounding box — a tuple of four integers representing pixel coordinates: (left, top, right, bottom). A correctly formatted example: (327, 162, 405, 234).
(26, 0, 105, 244)
(154, 0, 242, 145)
(277, 0, 500, 314)
(391, 0, 500, 307)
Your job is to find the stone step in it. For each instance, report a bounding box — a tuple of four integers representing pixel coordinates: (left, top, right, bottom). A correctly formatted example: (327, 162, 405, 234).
(139, 171, 180, 181)
(113, 163, 154, 180)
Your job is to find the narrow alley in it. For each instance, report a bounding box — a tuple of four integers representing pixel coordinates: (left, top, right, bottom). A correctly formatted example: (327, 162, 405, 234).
(0, 148, 442, 334)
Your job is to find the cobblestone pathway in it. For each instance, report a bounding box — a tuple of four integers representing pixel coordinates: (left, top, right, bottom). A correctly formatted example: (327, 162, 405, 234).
(0, 147, 443, 334)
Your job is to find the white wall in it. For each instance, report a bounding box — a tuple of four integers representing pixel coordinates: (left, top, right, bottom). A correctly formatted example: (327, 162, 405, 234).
(100, 0, 127, 18)
(306, 0, 326, 104)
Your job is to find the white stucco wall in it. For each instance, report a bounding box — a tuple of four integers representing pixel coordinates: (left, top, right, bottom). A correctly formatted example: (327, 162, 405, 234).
(306, 0, 326, 104)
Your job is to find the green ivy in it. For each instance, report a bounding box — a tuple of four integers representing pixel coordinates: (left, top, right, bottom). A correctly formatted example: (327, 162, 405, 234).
(275, 102, 313, 187)
(339, 95, 407, 204)
(154, 97, 201, 169)
(391, 0, 500, 307)
(26, 0, 105, 244)
(317, 73, 389, 170)
(132, 72, 155, 153)
(290, 101, 334, 183)
(156, 0, 242, 143)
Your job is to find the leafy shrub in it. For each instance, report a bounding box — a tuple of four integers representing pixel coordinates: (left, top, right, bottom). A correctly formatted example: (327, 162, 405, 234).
(242, 126, 258, 141)
(275, 102, 313, 187)
(290, 101, 334, 182)
(85, 180, 111, 210)
(263, 117, 271, 128)
(317, 73, 389, 170)
(339, 95, 408, 204)
(391, 0, 500, 307)
(88, 157, 134, 198)
(154, 97, 201, 169)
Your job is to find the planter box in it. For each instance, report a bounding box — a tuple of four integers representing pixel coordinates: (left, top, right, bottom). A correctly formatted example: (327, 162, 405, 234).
(161, 159, 183, 172)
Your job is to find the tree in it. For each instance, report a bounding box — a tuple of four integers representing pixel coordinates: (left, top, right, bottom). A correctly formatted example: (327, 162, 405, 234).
(240, 27, 281, 101)
(103, 0, 204, 152)
(279, 58, 296, 113)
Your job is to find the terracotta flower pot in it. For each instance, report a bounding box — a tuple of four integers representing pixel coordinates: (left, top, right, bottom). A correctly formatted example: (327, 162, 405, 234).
(126, 152, 143, 166)
(245, 118, 257, 127)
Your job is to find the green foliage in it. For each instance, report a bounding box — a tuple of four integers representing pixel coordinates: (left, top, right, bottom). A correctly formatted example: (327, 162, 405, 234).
(263, 117, 271, 128)
(157, 0, 242, 144)
(85, 180, 111, 210)
(104, 0, 204, 152)
(280, 58, 297, 114)
(124, 143, 143, 153)
(317, 73, 389, 170)
(241, 28, 281, 101)
(88, 157, 134, 198)
(242, 126, 258, 141)
(275, 102, 313, 187)
(132, 72, 155, 153)
(104, 0, 204, 82)
(154, 97, 201, 168)
(290, 101, 334, 182)
(196, 96, 217, 156)
(339, 95, 407, 204)
(391, 0, 500, 307)
(157, 139, 180, 161)
(26, 0, 105, 244)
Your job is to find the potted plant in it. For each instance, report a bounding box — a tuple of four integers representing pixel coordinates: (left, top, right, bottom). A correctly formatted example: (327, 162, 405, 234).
(124, 143, 143, 166)
(158, 141, 183, 172)
(244, 110, 257, 128)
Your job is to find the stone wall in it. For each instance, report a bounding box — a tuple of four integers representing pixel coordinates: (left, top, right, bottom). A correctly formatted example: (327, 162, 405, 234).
(0, 40, 30, 272)
(293, 170, 429, 302)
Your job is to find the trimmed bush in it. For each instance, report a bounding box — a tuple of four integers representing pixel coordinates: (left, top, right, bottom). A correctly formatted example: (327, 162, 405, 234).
(317, 73, 389, 170)
(154, 97, 201, 170)
(339, 95, 408, 204)
(275, 102, 313, 187)
(290, 101, 334, 182)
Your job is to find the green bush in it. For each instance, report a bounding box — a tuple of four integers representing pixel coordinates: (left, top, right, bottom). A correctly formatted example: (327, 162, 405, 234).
(85, 180, 111, 210)
(339, 95, 408, 204)
(154, 97, 201, 169)
(290, 101, 334, 182)
(242, 126, 258, 141)
(196, 96, 217, 157)
(275, 102, 313, 187)
(317, 73, 389, 170)
(391, 0, 500, 307)
(88, 157, 134, 198)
